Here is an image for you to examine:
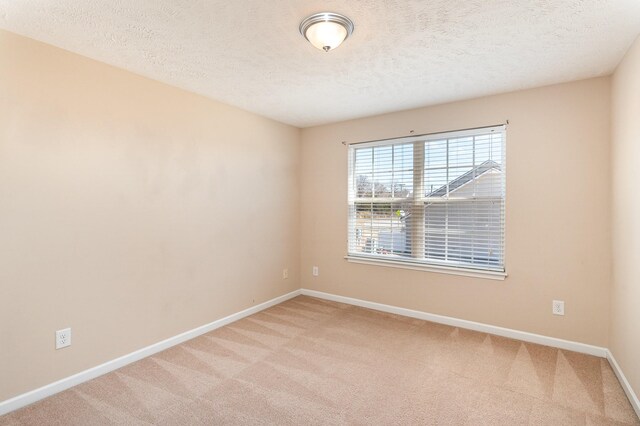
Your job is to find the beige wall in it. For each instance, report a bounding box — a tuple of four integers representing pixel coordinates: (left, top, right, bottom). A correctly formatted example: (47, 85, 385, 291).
(611, 34, 640, 399)
(301, 78, 612, 347)
(0, 30, 300, 401)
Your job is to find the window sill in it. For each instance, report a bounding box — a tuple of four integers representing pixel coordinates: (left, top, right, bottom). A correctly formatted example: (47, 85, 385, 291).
(344, 255, 507, 281)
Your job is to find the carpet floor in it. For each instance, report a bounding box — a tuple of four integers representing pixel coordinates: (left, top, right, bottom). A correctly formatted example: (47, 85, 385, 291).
(1, 295, 638, 425)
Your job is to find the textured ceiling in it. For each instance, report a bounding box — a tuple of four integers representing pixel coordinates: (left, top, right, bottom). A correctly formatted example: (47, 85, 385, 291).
(1, 1, 640, 127)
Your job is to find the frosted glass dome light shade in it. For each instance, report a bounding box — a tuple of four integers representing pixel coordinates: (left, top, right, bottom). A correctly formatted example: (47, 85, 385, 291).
(299, 13, 354, 52)
(305, 21, 347, 51)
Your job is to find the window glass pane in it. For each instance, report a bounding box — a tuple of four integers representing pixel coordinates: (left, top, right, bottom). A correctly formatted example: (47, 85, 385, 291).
(354, 148, 373, 197)
(393, 170, 413, 198)
(424, 168, 448, 197)
(352, 201, 412, 257)
(448, 137, 474, 168)
(355, 144, 416, 199)
(393, 144, 414, 170)
(356, 174, 373, 197)
(446, 200, 503, 265)
(392, 143, 414, 198)
(475, 133, 503, 165)
(447, 166, 474, 196)
(424, 139, 446, 169)
(373, 145, 393, 171)
(373, 170, 392, 198)
(354, 148, 373, 172)
(424, 203, 446, 261)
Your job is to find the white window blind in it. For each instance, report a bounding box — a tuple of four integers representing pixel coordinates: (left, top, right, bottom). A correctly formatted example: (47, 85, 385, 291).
(347, 125, 506, 273)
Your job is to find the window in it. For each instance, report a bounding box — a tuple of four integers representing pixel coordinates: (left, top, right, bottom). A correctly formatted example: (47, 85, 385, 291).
(347, 125, 506, 277)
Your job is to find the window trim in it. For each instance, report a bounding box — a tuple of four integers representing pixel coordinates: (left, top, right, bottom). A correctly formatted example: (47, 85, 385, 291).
(344, 255, 507, 280)
(346, 124, 507, 278)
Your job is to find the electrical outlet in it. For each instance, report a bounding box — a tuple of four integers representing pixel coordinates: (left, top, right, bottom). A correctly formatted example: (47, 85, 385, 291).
(56, 328, 71, 349)
(282, 268, 289, 279)
(552, 300, 565, 316)
(312, 266, 319, 276)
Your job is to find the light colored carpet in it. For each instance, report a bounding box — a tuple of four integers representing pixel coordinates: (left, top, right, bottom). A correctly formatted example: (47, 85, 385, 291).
(1, 295, 638, 425)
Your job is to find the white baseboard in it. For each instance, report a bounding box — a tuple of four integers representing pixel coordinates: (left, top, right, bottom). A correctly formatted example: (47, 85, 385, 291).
(300, 289, 608, 357)
(0, 289, 301, 417)
(607, 350, 640, 418)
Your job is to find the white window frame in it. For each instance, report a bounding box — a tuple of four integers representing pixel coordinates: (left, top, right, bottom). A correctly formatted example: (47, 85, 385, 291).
(346, 125, 507, 280)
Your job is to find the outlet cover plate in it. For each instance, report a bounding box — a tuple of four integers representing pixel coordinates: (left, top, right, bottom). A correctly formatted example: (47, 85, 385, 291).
(552, 300, 565, 316)
(56, 328, 71, 349)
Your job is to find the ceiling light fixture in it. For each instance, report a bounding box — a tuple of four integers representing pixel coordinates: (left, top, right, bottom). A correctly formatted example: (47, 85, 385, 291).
(299, 12, 354, 52)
